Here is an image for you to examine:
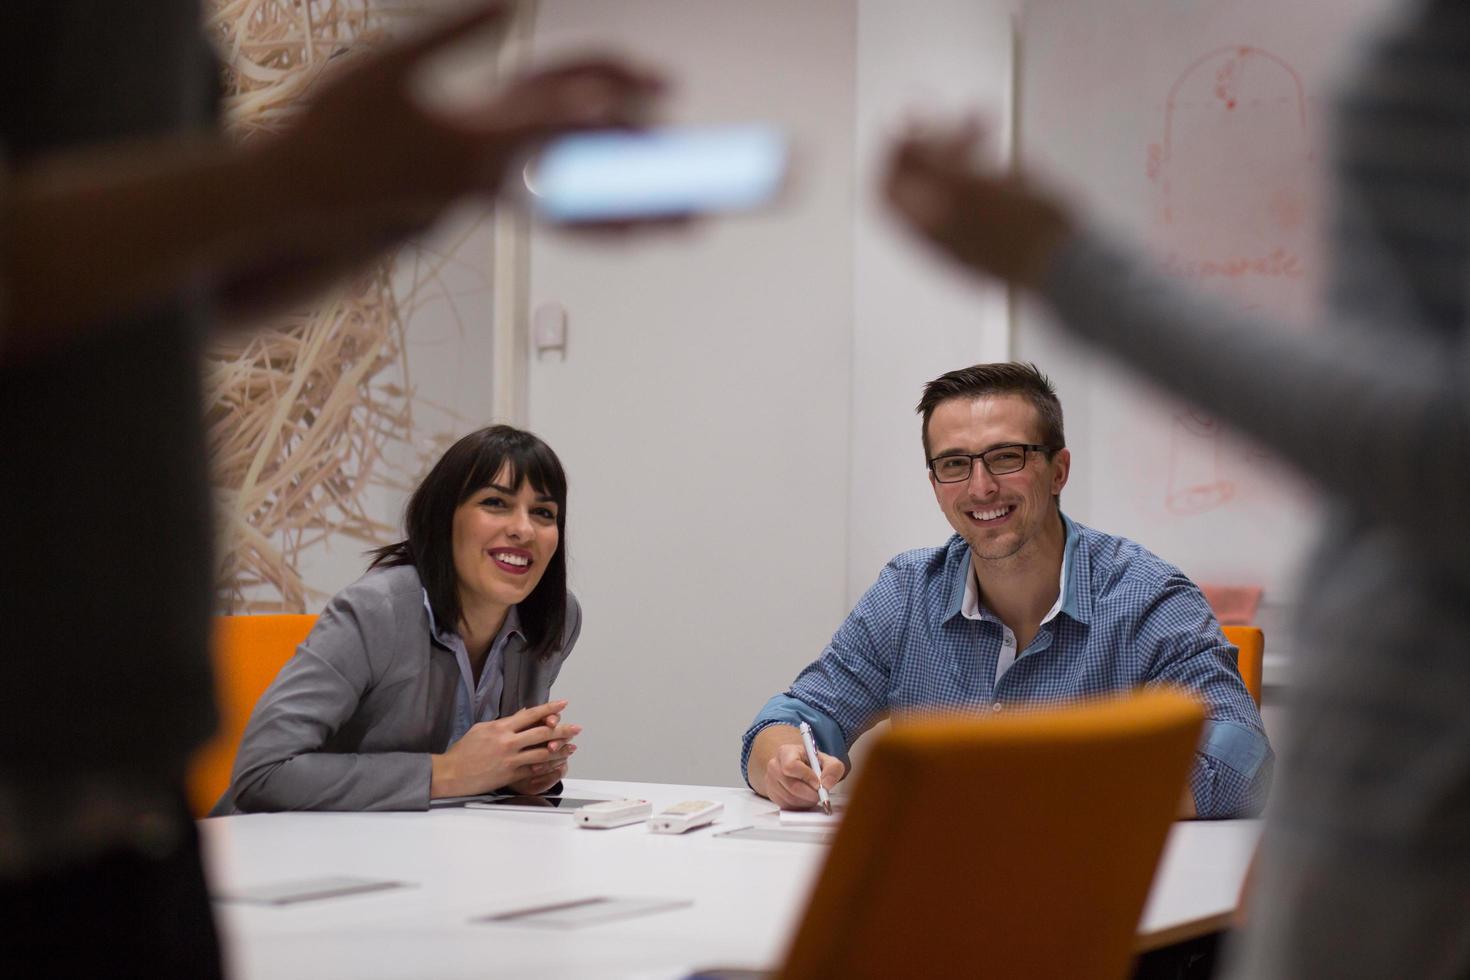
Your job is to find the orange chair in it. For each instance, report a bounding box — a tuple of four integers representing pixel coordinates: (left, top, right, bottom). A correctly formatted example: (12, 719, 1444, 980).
(776, 690, 1205, 980)
(1223, 625, 1264, 706)
(186, 614, 317, 817)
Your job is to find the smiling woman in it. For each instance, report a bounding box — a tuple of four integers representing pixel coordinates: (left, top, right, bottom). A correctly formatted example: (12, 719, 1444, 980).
(212, 426, 584, 814)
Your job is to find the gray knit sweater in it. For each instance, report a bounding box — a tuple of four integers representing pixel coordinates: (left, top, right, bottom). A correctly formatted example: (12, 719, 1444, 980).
(1040, 2, 1470, 976)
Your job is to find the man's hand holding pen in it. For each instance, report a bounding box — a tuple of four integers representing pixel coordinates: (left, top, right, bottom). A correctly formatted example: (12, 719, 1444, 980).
(758, 730, 845, 812)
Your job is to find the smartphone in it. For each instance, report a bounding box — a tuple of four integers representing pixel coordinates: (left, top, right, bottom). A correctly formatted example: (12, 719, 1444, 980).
(525, 123, 788, 222)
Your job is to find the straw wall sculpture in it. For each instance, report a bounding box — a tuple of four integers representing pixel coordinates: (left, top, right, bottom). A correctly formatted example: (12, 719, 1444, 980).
(204, 0, 482, 613)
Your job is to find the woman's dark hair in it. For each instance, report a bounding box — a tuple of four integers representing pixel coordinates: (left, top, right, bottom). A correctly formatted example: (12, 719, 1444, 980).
(369, 425, 569, 661)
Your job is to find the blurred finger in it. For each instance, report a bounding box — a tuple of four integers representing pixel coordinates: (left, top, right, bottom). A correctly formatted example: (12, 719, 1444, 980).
(542, 214, 697, 236)
(530, 55, 664, 90)
(934, 114, 983, 164)
(526, 58, 665, 125)
(886, 160, 956, 236)
(482, 59, 666, 139)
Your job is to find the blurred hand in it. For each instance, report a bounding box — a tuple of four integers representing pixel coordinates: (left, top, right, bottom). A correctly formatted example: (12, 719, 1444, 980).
(883, 118, 1074, 289)
(431, 699, 580, 798)
(762, 741, 845, 811)
(268, 1, 664, 240)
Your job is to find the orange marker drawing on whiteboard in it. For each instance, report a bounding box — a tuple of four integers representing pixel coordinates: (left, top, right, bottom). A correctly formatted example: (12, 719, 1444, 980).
(1146, 46, 1318, 517)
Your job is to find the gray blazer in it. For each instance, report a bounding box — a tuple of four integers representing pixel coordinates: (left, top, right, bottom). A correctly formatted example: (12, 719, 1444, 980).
(212, 564, 581, 814)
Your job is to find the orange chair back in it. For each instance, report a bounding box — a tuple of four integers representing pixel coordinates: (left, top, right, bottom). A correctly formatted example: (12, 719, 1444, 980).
(186, 614, 317, 816)
(777, 690, 1205, 980)
(1223, 625, 1264, 706)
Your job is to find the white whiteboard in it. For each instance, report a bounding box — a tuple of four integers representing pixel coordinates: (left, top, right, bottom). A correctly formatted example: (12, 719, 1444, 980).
(1015, 0, 1396, 612)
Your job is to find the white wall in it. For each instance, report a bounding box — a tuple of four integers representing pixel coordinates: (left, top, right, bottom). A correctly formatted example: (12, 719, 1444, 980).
(526, 0, 858, 787)
(848, 0, 1016, 599)
(524, 0, 1017, 786)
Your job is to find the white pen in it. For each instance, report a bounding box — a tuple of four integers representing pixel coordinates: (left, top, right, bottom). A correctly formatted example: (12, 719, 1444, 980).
(797, 721, 833, 816)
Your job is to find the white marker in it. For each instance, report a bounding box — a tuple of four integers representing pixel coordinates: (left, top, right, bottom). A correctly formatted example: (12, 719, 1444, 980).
(797, 721, 833, 816)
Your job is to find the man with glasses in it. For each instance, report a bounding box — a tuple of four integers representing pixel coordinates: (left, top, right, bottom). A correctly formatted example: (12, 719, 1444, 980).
(742, 362, 1269, 819)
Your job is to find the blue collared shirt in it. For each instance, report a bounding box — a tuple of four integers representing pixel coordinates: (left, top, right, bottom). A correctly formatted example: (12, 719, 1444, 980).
(422, 592, 520, 743)
(742, 515, 1273, 818)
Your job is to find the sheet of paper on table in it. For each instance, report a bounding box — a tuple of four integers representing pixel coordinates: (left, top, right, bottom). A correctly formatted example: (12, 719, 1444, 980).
(474, 895, 693, 929)
(714, 825, 836, 844)
(214, 876, 411, 906)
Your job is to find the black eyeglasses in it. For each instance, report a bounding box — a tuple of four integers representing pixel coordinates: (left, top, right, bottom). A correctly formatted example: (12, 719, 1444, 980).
(927, 444, 1050, 483)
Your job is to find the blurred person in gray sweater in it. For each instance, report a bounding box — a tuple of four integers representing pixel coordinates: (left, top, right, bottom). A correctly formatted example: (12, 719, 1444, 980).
(0, 2, 660, 975)
(883, 2, 1470, 977)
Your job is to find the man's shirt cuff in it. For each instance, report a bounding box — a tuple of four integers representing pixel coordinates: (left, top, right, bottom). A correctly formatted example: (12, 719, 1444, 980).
(1193, 719, 1274, 817)
(740, 694, 848, 788)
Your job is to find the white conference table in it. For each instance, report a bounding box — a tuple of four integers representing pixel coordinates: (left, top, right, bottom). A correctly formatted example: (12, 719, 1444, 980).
(202, 778, 1261, 980)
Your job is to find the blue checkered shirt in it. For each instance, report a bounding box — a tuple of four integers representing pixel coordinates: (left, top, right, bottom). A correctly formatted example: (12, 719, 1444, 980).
(742, 514, 1272, 818)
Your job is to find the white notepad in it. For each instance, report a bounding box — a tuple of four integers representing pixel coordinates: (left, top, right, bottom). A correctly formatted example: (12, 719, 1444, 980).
(778, 806, 843, 827)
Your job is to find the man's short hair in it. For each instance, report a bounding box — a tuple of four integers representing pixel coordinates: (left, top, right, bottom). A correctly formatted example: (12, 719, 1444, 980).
(916, 362, 1066, 460)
